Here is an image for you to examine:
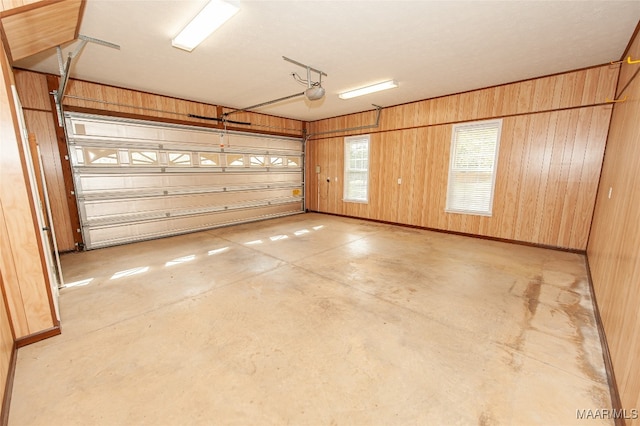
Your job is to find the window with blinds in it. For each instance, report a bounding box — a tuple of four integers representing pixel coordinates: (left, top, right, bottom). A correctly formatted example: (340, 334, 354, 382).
(344, 135, 370, 203)
(446, 120, 502, 216)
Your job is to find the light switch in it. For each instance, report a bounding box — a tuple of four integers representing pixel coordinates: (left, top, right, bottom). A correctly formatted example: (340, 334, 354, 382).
(397, 178, 402, 184)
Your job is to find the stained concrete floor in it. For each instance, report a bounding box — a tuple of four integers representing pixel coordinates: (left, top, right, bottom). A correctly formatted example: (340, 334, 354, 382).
(10, 213, 612, 425)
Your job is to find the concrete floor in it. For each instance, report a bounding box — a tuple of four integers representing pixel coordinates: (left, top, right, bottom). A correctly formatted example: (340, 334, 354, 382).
(10, 213, 612, 425)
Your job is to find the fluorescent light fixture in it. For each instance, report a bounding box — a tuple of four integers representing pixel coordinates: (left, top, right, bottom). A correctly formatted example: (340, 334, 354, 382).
(172, 0, 239, 52)
(338, 80, 398, 100)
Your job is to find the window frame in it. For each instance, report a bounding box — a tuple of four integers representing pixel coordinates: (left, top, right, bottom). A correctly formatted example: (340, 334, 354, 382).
(445, 119, 502, 216)
(343, 135, 370, 204)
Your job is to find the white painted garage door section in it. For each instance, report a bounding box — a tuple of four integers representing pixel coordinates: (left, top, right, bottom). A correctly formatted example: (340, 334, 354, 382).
(65, 113, 304, 249)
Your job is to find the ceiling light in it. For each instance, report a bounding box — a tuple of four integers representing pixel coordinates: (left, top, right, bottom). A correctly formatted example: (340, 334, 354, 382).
(338, 80, 398, 100)
(172, 0, 239, 52)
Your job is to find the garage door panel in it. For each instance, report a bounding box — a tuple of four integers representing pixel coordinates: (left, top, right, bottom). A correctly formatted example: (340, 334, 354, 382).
(75, 171, 302, 197)
(81, 189, 302, 225)
(85, 203, 303, 249)
(65, 113, 304, 249)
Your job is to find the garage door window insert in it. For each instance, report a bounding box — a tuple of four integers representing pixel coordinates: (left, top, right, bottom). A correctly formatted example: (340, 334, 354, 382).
(446, 119, 501, 216)
(344, 135, 370, 203)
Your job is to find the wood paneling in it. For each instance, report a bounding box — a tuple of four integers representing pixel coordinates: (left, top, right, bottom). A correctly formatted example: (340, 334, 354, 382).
(23, 110, 75, 251)
(61, 80, 304, 137)
(0, 273, 15, 418)
(617, 22, 640, 97)
(0, 0, 83, 61)
(308, 64, 619, 139)
(221, 107, 305, 137)
(13, 68, 50, 111)
(0, 0, 40, 12)
(12, 71, 74, 251)
(588, 41, 640, 425)
(307, 66, 617, 250)
(1, 45, 55, 338)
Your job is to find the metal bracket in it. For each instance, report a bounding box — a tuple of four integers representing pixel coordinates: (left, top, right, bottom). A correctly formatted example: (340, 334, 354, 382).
(53, 34, 120, 126)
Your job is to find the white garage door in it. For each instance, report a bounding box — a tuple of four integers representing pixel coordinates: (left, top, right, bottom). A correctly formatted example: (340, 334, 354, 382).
(65, 113, 304, 249)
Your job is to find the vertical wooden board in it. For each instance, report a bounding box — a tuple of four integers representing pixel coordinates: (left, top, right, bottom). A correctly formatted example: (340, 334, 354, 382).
(514, 113, 548, 243)
(568, 106, 611, 249)
(0, 204, 28, 336)
(333, 135, 345, 215)
(378, 133, 397, 221)
(13, 70, 50, 111)
(557, 72, 577, 109)
(532, 74, 556, 112)
(597, 63, 618, 102)
(305, 140, 317, 211)
(429, 125, 451, 230)
(531, 111, 558, 244)
(315, 139, 326, 212)
(515, 79, 535, 114)
(501, 83, 521, 117)
(556, 109, 589, 248)
(487, 117, 512, 238)
(545, 110, 578, 246)
(456, 91, 475, 122)
(498, 115, 529, 240)
(395, 129, 417, 224)
(475, 87, 494, 120)
(23, 110, 75, 251)
(0, 273, 14, 408)
(569, 69, 587, 108)
(581, 66, 604, 105)
(617, 27, 640, 97)
(406, 129, 425, 225)
(538, 111, 569, 246)
(1, 49, 54, 337)
(490, 85, 506, 118)
(550, 74, 566, 110)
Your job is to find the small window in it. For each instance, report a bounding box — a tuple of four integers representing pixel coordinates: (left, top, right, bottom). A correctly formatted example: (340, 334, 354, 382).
(84, 148, 118, 165)
(446, 120, 501, 216)
(226, 154, 245, 167)
(130, 150, 159, 165)
(168, 152, 191, 166)
(269, 156, 285, 167)
(343, 135, 370, 203)
(250, 156, 266, 167)
(287, 156, 301, 167)
(199, 153, 220, 166)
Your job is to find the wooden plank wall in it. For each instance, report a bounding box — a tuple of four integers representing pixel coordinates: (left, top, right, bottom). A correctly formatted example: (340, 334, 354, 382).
(13, 70, 306, 252)
(0, 0, 39, 12)
(306, 64, 619, 250)
(587, 26, 640, 425)
(1, 43, 56, 340)
(0, 274, 14, 420)
(62, 79, 305, 137)
(14, 70, 75, 252)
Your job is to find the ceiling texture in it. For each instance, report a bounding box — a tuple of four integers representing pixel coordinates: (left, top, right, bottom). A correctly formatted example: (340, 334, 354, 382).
(14, 0, 640, 122)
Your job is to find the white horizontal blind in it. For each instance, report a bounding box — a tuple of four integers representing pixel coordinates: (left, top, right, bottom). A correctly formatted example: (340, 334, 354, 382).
(446, 120, 502, 216)
(344, 135, 370, 202)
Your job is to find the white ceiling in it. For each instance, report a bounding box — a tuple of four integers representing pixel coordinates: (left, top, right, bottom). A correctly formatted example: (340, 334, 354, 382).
(14, 0, 640, 121)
